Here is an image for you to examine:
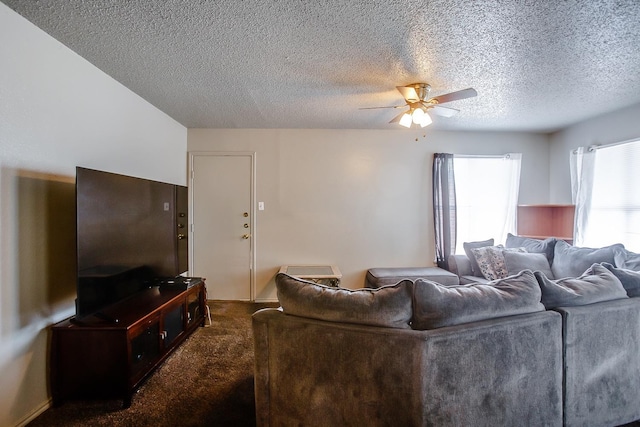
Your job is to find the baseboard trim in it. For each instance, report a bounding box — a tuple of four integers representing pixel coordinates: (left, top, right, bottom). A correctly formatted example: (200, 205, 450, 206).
(254, 298, 278, 303)
(14, 398, 51, 427)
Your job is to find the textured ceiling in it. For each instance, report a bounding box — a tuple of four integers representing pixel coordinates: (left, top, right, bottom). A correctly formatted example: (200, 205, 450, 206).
(4, 0, 640, 132)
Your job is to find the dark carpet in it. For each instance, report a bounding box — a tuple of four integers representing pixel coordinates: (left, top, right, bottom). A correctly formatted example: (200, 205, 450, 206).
(29, 301, 278, 427)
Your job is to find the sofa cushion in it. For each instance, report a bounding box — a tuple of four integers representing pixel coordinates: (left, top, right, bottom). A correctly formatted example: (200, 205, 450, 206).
(600, 262, 640, 297)
(459, 275, 491, 285)
(506, 233, 557, 264)
(614, 247, 640, 270)
(504, 251, 553, 278)
(534, 263, 628, 309)
(412, 270, 545, 330)
(447, 254, 474, 277)
(471, 245, 527, 281)
(550, 240, 624, 279)
(463, 238, 494, 277)
(276, 273, 413, 329)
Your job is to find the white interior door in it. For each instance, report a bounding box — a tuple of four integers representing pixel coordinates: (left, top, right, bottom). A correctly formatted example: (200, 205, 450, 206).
(190, 153, 254, 300)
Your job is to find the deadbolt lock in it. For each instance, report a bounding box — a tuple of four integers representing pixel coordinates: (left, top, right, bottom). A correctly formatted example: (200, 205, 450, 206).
(243, 212, 249, 217)
(244, 223, 249, 228)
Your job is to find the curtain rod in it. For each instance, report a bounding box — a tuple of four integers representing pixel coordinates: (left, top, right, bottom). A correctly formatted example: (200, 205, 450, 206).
(454, 153, 517, 159)
(574, 136, 640, 153)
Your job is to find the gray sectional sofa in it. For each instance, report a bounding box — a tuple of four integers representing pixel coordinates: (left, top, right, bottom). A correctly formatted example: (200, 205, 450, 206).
(254, 272, 563, 426)
(253, 236, 640, 427)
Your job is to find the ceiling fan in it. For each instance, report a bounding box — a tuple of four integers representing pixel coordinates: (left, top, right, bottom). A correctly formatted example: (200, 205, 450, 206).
(362, 83, 477, 128)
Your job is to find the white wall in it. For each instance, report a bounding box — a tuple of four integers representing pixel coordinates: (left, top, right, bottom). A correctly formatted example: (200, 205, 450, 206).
(188, 129, 550, 297)
(0, 4, 187, 426)
(549, 102, 640, 203)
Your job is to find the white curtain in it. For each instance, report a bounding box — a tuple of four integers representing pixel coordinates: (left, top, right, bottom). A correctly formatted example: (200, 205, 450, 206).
(502, 153, 522, 243)
(572, 139, 640, 250)
(570, 146, 596, 246)
(454, 153, 521, 251)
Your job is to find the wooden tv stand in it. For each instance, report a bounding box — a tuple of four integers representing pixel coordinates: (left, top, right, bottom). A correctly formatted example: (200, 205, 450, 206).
(51, 279, 206, 408)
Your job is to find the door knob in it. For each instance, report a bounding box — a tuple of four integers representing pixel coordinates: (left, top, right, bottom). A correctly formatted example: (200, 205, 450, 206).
(243, 212, 249, 217)
(242, 234, 251, 239)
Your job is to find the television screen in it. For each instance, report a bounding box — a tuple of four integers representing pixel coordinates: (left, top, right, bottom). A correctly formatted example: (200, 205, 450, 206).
(75, 167, 187, 319)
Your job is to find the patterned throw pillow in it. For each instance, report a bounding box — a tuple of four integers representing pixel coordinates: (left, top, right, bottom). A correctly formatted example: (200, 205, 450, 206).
(463, 239, 495, 277)
(471, 245, 527, 280)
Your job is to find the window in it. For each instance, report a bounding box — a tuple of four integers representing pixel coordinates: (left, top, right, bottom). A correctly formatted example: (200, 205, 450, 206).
(453, 154, 522, 253)
(574, 139, 640, 251)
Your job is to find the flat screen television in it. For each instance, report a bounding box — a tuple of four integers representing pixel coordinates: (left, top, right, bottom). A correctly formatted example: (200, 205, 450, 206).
(75, 167, 188, 320)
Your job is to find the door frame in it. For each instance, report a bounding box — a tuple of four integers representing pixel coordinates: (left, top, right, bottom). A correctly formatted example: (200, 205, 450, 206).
(188, 151, 257, 301)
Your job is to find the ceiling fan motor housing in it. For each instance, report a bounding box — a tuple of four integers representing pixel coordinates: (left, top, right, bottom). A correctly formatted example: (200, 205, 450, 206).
(408, 83, 431, 102)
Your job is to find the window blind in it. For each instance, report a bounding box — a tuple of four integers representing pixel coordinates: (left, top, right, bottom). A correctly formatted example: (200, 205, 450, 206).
(586, 139, 640, 250)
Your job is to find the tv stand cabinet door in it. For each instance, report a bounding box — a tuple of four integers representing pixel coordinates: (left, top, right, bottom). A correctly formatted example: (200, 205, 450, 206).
(129, 314, 162, 387)
(51, 327, 128, 406)
(163, 301, 185, 349)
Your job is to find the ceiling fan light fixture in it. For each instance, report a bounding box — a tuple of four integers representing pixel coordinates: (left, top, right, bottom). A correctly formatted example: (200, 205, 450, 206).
(419, 111, 432, 127)
(411, 108, 425, 124)
(363, 82, 476, 128)
(399, 111, 413, 128)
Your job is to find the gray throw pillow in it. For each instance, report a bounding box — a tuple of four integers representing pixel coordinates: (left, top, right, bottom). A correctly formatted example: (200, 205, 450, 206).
(599, 262, 640, 298)
(550, 240, 624, 279)
(412, 270, 544, 330)
(463, 238, 494, 277)
(504, 251, 553, 278)
(534, 263, 628, 309)
(614, 247, 640, 270)
(506, 233, 557, 264)
(276, 273, 413, 329)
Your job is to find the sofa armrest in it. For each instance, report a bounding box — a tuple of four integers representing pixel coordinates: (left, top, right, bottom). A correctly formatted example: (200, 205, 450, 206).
(253, 308, 426, 426)
(448, 254, 474, 277)
(253, 308, 562, 427)
(365, 267, 459, 288)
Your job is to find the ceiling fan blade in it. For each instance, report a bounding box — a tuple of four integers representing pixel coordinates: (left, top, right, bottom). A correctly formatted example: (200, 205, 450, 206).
(396, 86, 420, 102)
(359, 105, 405, 110)
(430, 88, 477, 104)
(389, 111, 407, 124)
(430, 105, 459, 117)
